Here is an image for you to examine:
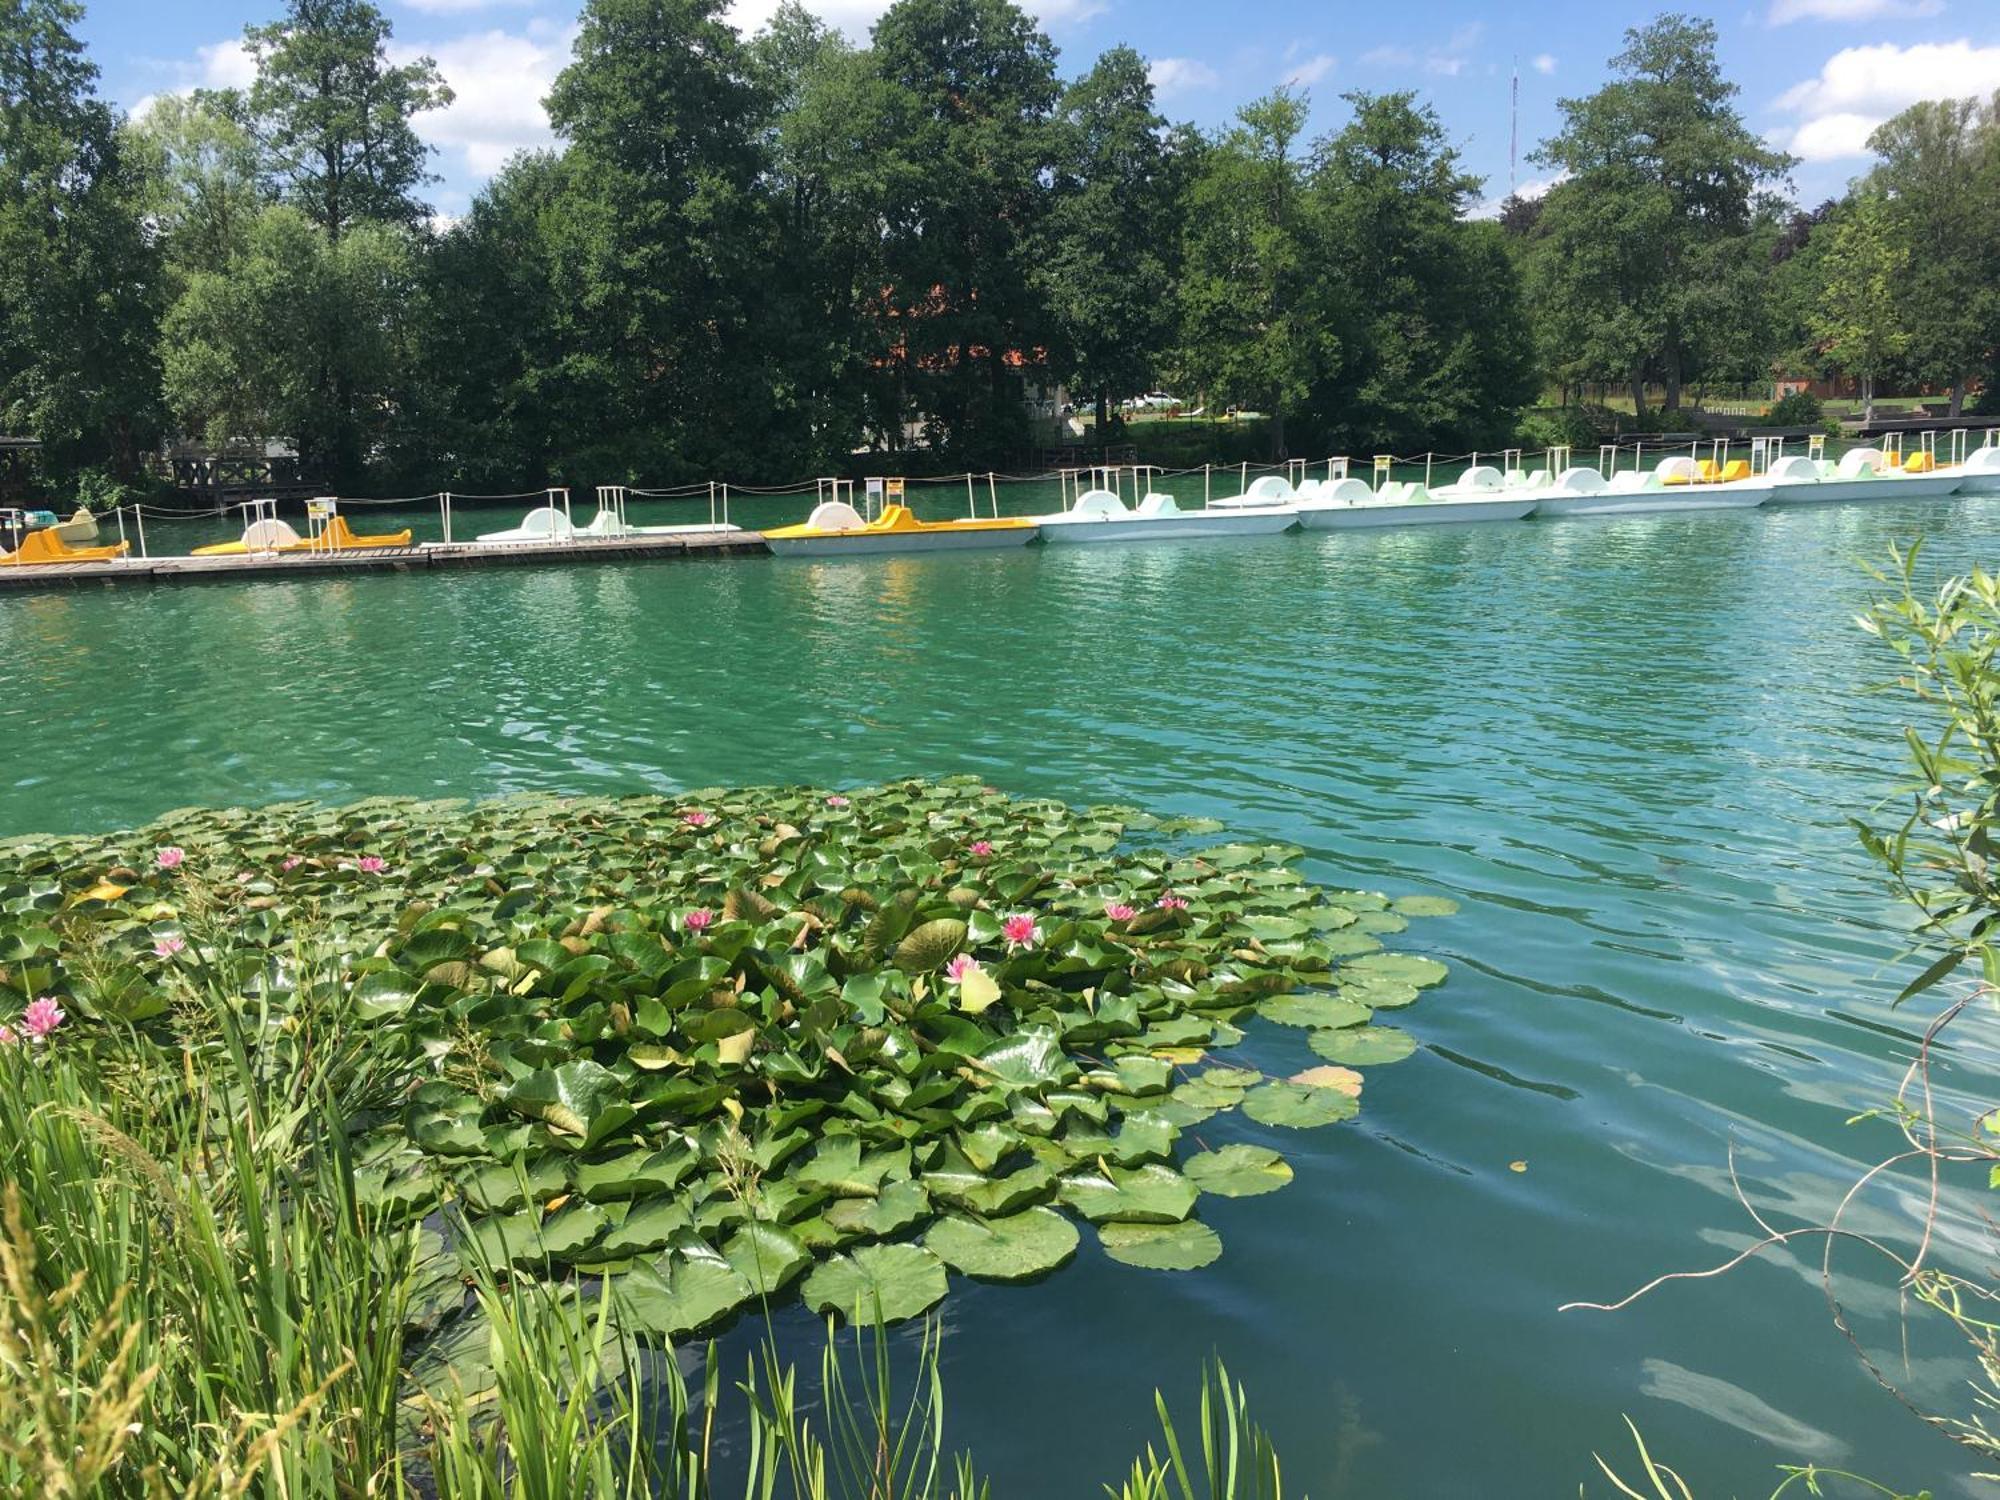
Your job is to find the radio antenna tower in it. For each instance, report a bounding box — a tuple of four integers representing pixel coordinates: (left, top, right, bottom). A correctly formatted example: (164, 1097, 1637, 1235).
(1509, 57, 1519, 199)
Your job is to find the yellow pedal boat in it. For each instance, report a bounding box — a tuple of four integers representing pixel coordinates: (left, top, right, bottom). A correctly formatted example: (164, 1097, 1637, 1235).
(193, 514, 413, 556)
(0, 528, 130, 565)
(763, 502, 1037, 557)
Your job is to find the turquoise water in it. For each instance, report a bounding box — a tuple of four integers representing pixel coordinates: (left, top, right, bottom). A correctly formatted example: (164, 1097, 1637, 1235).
(6, 499, 1998, 1494)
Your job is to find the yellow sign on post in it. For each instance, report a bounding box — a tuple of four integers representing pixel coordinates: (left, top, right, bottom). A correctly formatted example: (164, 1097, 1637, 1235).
(1372, 455, 1392, 491)
(886, 477, 906, 501)
(1808, 433, 1826, 460)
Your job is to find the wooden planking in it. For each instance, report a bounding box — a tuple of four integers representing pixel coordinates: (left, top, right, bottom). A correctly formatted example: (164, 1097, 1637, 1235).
(0, 530, 770, 592)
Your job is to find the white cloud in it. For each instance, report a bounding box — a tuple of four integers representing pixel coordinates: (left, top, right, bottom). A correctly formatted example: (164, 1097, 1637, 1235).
(1465, 169, 1568, 220)
(195, 37, 257, 90)
(1361, 23, 1480, 79)
(1531, 53, 1556, 75)
(1775, 40, 2000, 160)
(395, 27, 571, 178)
(398, 0, 530, 14)
(1281, 52, 1336, 88)
(1769, 0, 1942, 24)
(727, 0, 1101, 41)
(1148, 57, 1220, 95)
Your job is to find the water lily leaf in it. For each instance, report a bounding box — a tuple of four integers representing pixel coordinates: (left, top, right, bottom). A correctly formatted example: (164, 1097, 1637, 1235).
(1058, 1163, 1197, 1224)
(924, 1207, 1078, 1281)
(598, 1199, 694, 1256)
(1336, 979, 1421, 1009)
(1185, 1145, 1293, 1198)
(574, 1144, 699, 1202)
(894, 918, 967, 973)
(1342, 953, 1447, 989)
(722, 1222, 812, 1294)
(1097, 1219, 1222, 1271)
(1241, 1081, 1357, 1129)
(1257, 993, 1371, 1029)
(461, 1156, 567, 1213)
(923, 1150, 1057, 1215)
(1392, 895, 1458, 918)
(957, 966, 1003, 1014)
(823, 1178, 931, 1239)
(613, 1254, 753, 1339)
(977, 1027, 1068, 1090)
(794, 1139, 908, 1197)
(802, 1243, 949, 1325)
(505, 1061, 636, 1146)
(1308, 1026, 1416, 1065)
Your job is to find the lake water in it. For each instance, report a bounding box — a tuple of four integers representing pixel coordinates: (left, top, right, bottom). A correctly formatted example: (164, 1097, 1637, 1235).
(5, 497, 1997, 1495)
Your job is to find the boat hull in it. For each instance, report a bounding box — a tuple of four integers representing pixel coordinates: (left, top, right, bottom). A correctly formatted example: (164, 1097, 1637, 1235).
(764, 527, 1039, 557)
(1767, 474, 1964, 504)
(1037, 511, 1295, 544)
(1534, 488, 1768, 518)
(1296, 497, 1536, 529)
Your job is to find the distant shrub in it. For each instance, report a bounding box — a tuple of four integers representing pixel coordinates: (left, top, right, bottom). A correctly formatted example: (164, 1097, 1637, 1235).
(1517, 407, 1603, 451)
(1765, 390, 1824, 427)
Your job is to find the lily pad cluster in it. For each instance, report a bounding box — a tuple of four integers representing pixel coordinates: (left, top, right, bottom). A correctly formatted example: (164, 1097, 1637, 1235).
(0, 778, 1453, 1337)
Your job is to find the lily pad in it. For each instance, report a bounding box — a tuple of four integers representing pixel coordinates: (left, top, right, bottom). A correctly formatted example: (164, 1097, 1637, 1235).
(1058, 1162, 1198, 1224)
(802, 1243, 949, 1324)
(1097, 1219, 1223, 1271)
(1308, 1025, 1418, 1065)
(613, 1253, 754, 1338)
(1241, 1081, 1358, 1129)
(924, 1208, 1079, 1281)
(1184, 1144, 1294, 1198)
(1257, 993, 1372, 1029)
(1342, 952, 1448, 989)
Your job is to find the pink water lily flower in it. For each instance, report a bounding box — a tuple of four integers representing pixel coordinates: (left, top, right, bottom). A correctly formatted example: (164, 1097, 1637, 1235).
(22, 997, 64, 1041)
(280, 856, 303, 872)
(1103, 901, 1137, 922)
(968, 840, 994, 858)
(682, 810, 714, 828)
(153, 935, 186, 958)
(825, 794, 850, 808)
(356, 856, 387, 875)
(684, 908, 714, 933)
(1001, 913, 1040, 949)
(945, 953, 982, 983)
(156, 846, 185, 870)
(1156, 893, 1189, 911)
(0, 1025, 12, 1045)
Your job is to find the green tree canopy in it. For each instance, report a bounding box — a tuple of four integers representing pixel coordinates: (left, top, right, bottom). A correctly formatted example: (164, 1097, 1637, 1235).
(241, 0, 450, 241)
(0, 0, 161, 479)
(1036, 45, 1185, 431)
(1528, 13, 1791, 416)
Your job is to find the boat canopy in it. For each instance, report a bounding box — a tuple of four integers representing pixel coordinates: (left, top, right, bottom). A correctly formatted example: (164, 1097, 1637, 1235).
(1136, 493, 1183, 516)
(1243, 475, 1294, 503)
(1070, 489, 1130, 520)
(802, 500, 867, 532)
(1965, 448, 2000, 476)
(1837, 448, 1886, 477)
(1453, 465, 1504, 493)
(1552, 467, 1609, 495)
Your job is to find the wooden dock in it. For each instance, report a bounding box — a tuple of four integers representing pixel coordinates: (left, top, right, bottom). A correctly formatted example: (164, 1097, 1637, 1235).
(0, 530, 770, 592)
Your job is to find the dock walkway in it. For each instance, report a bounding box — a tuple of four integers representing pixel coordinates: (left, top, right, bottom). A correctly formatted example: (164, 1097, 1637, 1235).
(0, 529, 768, 592)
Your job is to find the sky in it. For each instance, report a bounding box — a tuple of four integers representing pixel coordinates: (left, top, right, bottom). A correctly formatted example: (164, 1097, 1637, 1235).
(79, 0, 2000, 218)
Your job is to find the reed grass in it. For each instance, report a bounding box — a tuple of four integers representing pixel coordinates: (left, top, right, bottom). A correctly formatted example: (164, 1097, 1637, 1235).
(0, 914, 1291, 1498)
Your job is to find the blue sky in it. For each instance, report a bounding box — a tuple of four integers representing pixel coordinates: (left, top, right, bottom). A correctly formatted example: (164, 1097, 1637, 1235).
(78, 0, 2000, 217)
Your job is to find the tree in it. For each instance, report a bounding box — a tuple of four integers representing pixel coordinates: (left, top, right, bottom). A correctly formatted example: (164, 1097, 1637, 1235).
(1036, 46, 1183, 433)
(1529, 14, 1791, 418)
(1310, 90, 1535, 452)
(241, 0, 450, 242)
(545, 0, 774, 480)
(1810, 190, 1909, 425)
(869, 0, 1059, 460)
(0, 0, 162, 482)
(1177, 89, 1333, 457)
(162, 206, 417, 482)
(1866, 96, 2000, 417)
(125, 92, 266, 287)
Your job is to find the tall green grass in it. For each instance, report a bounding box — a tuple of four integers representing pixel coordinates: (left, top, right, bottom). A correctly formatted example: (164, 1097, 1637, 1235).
(0, 919, 1292, 1498)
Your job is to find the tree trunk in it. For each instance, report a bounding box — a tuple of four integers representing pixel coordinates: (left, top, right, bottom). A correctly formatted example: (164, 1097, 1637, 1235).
(1663, 350, 1682, 415)
(1096, 386, 1109, 436)
(1271, 404, 1287, 461)
(1862, 371, 1876, 427)
(1950, 376, 1966, 419)
(1629, 365, 1647, 424)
